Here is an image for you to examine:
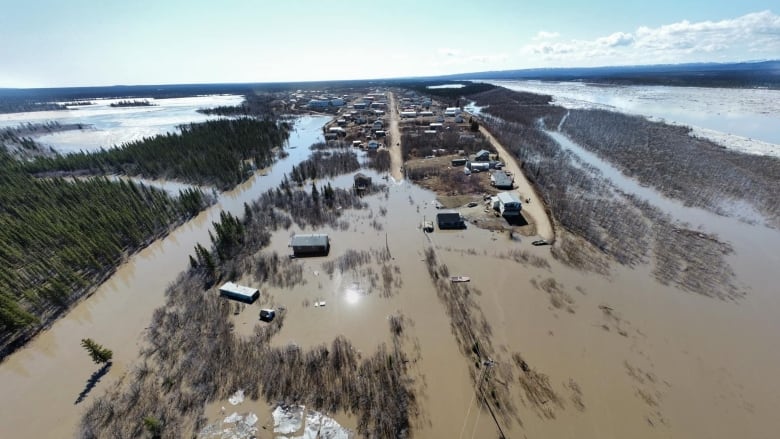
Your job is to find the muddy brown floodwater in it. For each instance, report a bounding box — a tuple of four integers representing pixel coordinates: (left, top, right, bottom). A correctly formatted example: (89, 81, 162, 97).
(196, 168, 780, 438)
(0, 115, 330, 438)
(3, 113, 780, 439)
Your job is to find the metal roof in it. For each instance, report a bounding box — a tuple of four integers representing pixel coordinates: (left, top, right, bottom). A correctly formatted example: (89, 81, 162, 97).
(219, 282, 259, 299)
(497, 192, 520, 204)
(290, 234, 329, 247)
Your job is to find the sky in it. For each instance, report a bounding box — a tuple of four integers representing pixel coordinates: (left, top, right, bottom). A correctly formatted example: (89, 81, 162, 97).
(1, 0, 779, 88)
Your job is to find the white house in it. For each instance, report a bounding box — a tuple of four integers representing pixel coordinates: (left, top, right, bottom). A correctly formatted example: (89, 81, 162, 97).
(496, 192, 522, 216)
(219, 282, 260, 304)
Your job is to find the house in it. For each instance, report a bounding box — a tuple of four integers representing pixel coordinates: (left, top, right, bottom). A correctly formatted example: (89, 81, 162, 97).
(367, 140, 381, 150)
(419, 111, 434, 117)
(437, 211, 466, 229)
(473, 149, 491, 162)
(496, 192, 522, 216)
(454, 115, 464, 123)
(372, 120, 384, 130)
(353, 102, 367, 110)
(330, 98, 345, 107)
(219, 282, 260, 304)
(491, 171, 514, 189)
(354, 173, 372, 191)
(444, 107, 459, 116)
(290, 234, 330, 257)
(429, 122, 443, 129)
(400, 110, 418, 118)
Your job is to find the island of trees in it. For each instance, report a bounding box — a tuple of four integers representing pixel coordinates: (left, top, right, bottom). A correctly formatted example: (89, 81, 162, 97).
(110, 99, 155, 107)
(24, 118, 292, 190)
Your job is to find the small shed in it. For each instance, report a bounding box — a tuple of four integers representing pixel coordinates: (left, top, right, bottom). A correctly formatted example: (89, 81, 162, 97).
(451, 158, 468, 166)
(437, 211, 466, 229)
(290, 234, 330, 257)
(491, 171, 514, 189)
(354, 173, 372, 191)
(219, 282, 260, 304)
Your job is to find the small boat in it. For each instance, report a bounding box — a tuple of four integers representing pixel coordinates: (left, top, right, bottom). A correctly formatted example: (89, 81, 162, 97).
(450, 276, 470, 283)
(314, 301, 326, 307)
(532, 240, 549, 246)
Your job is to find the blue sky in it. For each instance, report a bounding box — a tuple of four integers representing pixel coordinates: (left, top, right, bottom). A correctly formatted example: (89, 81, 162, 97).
(1, 0, 778, 87)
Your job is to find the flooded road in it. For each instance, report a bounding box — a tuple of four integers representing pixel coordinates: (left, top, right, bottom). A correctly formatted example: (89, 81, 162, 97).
(0, 115, 330, 438)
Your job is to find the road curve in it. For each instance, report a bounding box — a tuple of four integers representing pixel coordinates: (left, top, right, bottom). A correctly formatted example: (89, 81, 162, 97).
(476, 123, 555, 241)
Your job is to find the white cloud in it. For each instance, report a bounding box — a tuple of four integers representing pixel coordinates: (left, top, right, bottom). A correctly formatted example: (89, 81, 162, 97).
(521, 10, 780, 65)
(533, 31, 560, 41)
(437, 47, 461, 57)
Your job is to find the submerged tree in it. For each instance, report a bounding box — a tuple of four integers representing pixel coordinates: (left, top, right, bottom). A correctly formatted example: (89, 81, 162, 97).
(81, 338, 113, 364)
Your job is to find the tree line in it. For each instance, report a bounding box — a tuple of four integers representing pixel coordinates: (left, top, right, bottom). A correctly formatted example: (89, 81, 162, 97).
(23, 118, 292, 190)
(0, 150, 211, 354)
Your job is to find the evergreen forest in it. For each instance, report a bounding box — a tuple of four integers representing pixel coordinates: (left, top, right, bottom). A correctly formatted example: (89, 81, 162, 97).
(24, 118, 291, 190)
(0, 150, 210, 352)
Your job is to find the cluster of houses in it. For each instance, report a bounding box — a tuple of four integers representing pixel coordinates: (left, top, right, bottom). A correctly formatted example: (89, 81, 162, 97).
(322, 91, 392, 146)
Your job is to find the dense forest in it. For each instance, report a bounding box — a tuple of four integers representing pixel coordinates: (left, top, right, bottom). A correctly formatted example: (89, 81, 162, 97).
(23, 118, 291, 190)
(0, 150, 211, 354)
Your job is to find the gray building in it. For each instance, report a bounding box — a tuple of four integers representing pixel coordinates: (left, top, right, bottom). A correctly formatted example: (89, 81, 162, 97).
(473, 149, 491, 162)
(290, 234, 330, 257)
(436, 211, 466, 229)
(491, 171, 514, 189)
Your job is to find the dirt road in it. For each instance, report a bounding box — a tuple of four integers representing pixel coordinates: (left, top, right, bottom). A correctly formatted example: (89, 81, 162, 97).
(476, 124, 555, 241)
(386, 92, 404, 181)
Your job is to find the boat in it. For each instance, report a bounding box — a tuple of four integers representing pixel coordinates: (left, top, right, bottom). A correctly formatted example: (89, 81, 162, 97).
(532, 239, 549, 246)
(450, 276, 470, 283)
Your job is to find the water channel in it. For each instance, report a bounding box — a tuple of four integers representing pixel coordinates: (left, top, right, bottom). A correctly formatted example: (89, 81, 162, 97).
(0, 115, 330, 438)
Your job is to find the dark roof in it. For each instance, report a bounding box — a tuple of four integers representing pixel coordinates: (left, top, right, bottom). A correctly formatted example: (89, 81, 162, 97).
(436, 211, 463, 221)
(290, 234, 329, 247)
